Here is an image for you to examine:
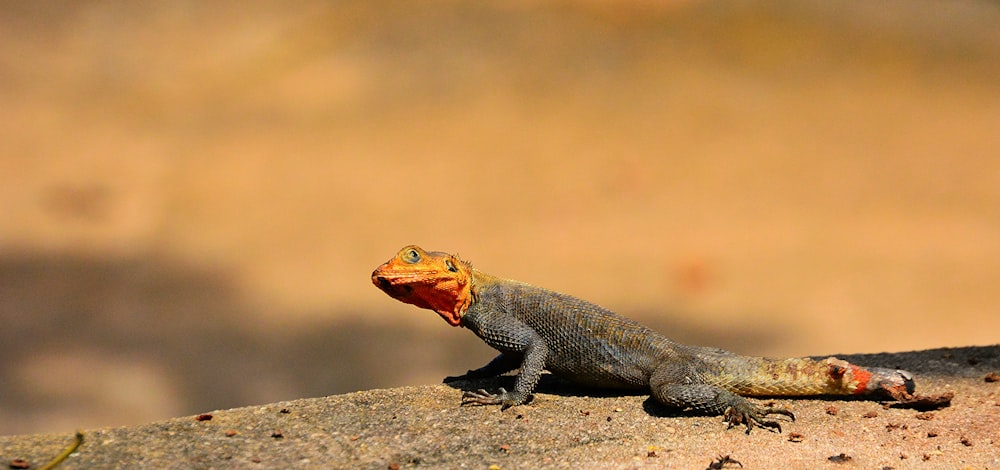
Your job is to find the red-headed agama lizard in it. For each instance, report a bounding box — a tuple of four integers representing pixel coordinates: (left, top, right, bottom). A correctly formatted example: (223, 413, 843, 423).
(371, 245, 916, 433)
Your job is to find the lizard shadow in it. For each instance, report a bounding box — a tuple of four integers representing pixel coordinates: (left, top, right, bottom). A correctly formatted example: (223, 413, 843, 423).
(640, 396, 718, 418)
(444, 373, 649, 396)
(443, 373, 650, 406)
(442, 371, 911, 418)
(443, 374, 723, 419)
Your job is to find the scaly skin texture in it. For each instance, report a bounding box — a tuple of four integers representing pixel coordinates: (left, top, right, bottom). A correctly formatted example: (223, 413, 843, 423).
(372, 245, 916, 433)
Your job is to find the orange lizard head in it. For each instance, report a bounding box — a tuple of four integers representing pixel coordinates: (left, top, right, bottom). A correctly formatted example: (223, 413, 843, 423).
(371, 245, 474, 326)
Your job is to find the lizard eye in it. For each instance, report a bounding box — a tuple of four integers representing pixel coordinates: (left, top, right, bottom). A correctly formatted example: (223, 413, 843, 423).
(403, 248, 421, 263)
(445, 259, 458, 272)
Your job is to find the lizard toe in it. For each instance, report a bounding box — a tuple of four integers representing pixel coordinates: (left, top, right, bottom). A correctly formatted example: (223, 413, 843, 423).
(753, 419, 783, 434)
(766, 407, 795, 422)
(460, 388, 507, 406)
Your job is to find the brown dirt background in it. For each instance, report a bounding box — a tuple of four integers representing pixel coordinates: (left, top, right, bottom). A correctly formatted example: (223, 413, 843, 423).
(1, 0, 998, 436)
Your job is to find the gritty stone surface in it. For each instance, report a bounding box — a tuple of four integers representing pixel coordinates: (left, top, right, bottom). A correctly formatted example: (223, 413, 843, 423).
(2, 346, 998, 469)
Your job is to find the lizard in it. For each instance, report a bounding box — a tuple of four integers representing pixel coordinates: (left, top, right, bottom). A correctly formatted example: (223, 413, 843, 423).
(371, 245, 916, 433)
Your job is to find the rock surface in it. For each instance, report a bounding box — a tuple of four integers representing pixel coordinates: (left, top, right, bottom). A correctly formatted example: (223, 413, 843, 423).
(2, 346, 998, 469)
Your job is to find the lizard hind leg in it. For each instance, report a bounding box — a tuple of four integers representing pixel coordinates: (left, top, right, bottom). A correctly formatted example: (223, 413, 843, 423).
(650, 362, 795, 434)
(652, 382, 794, 433)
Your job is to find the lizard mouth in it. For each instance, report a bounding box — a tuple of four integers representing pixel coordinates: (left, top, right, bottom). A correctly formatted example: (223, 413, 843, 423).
(374, 275, 413, 298)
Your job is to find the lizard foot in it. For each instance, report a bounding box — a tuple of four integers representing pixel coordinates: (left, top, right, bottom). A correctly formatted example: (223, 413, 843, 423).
(723, 403, 795, 434)
(461, 388, 506, 407)
(461, 388, 528, 410)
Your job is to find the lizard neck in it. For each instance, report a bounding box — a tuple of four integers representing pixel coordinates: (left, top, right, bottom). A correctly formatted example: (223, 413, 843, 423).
(418, 270, 477, 327)
(468, 269, 531, 301)
(466, 269, 497, 308)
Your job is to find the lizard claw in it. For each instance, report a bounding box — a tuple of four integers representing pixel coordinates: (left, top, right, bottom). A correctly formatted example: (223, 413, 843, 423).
(724, 404, 795, 434)
(461, 388, 506, 406)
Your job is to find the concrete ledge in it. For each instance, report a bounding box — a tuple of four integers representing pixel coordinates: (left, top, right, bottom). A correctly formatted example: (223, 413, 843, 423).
(2, 346, 998, 468)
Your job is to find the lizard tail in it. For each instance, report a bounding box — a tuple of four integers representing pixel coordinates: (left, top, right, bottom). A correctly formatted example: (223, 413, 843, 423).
(714, 356, 915, 399)
(859, 365, 915, 400)
(818, 358, 915, 399)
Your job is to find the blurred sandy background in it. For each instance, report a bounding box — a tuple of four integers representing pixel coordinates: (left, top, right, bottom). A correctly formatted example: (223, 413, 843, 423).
(1, 0, 997, 436)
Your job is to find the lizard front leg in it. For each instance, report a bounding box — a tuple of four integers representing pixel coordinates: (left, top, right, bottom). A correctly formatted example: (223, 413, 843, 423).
(462, 340, 548, 410)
